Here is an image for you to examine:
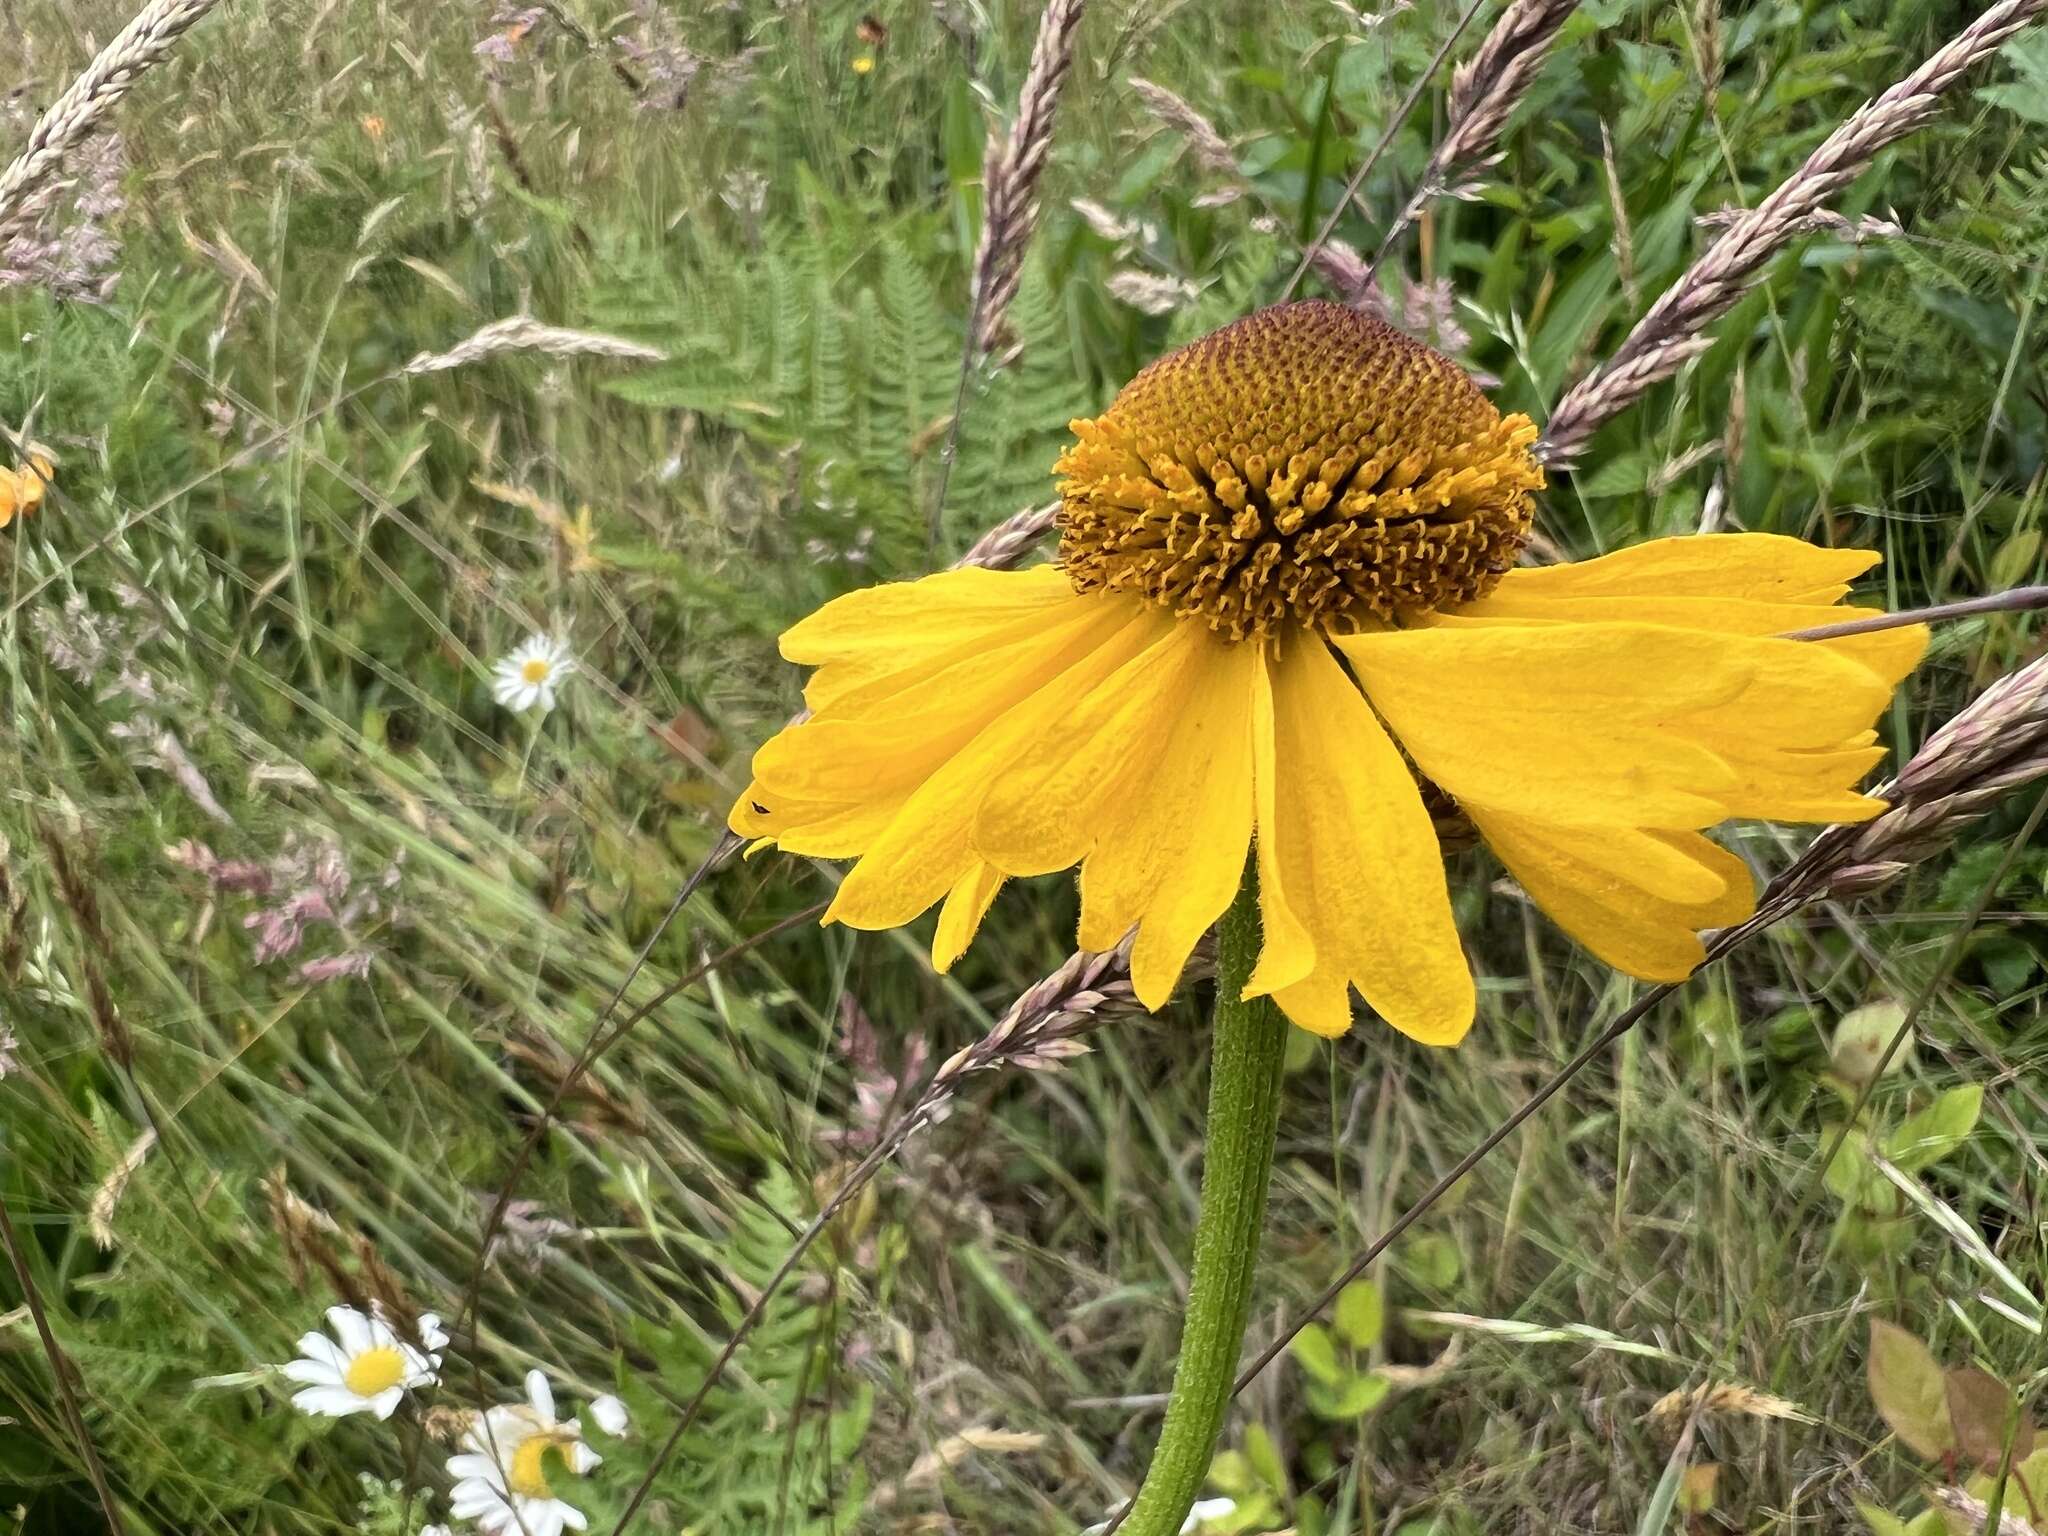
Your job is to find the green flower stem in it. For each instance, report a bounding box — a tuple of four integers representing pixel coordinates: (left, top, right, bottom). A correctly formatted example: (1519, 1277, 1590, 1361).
(1118, 869, 1288, 1536)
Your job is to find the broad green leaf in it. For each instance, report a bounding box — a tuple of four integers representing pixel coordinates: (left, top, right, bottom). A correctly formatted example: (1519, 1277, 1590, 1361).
(1308, 1372, 1392, 1420)
(1290, 1322, 1345, 1386)
(1852, 1501, 1911, 1536)
(1884, 1085, 1984, 1172)
(1868, 1319, 1957, 1460)
(1334, 1280, 1384, 1351)
(1244, 1423, 1288, 1495)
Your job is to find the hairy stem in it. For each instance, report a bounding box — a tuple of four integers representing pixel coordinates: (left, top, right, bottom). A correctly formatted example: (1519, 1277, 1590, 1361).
(1115, 872, 1287, 1536)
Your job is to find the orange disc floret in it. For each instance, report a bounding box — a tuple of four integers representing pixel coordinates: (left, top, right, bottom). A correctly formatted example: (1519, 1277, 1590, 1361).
(1056, 300, 1544, 640)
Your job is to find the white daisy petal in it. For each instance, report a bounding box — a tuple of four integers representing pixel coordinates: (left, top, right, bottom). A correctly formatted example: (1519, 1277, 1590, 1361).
(525, 1369, 555, 1420)
(293, 1332, 349, 1373)
(280, 1359, 343, 1386)
(418, 1313, 450, 1353)
(292, 1385, 368, 1417)
(327, 1305, 372, 1356)
(371, 1386, 405, 1420)
(586, 1393, 628, 1436)
(566, 1442, 601, 1474)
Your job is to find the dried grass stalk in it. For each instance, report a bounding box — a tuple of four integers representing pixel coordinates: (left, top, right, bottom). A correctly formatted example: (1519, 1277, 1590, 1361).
(960, 500, 1060, 570)
(402, 317, 665, 374)
(1541, 0, 2048, 465)
(1766, 651, 2048, 907)
(1928, 1487, 2040, 1536)
(0, 0, 222, 230)
(969, 0, 1087, 357)
(87, 1129, 158, 1250)
(1438, 0, 1578, 176)
(1129, 77, 1241, 193)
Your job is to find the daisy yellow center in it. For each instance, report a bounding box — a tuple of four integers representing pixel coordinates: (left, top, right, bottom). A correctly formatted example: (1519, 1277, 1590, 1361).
(1056, 300, 1545, 640)
(520, 657, 552, 683)
(343, 1346, 407, 1397)
(509, 1433, 569, 1500)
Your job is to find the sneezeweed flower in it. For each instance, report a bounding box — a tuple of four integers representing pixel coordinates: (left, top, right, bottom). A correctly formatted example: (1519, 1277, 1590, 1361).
(732, 301, 1926, 1044)
(490, 634, 575, 714)
(446, 1370, 602, 1536)
(282, 1305, 447, 1419)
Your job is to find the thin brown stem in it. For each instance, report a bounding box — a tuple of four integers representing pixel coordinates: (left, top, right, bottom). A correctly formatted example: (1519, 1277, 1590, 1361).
(0, 1195, 130, 1535)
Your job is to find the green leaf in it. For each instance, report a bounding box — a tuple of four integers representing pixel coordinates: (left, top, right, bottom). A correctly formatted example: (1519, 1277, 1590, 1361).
(1244, 1423, 1288, 1496)
(1290, 1322, 1345, 1386)
(1867, 1319, 1958, 1460)
(1400, 1233, 1463, 1290)
(1852, 1499, 1911, 1536)
(1822, 1128, 1892, 1213)
(1334, 1280, 1385, 1351)
(1884, 1085, 1984, 1172)
(1307, 1372, 1393, 1420)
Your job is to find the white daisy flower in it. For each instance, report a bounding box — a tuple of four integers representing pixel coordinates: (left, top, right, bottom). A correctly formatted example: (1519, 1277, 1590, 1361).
(281, 1305, 443, 1420)
(447, 1370, 601, 1536)
(489, 635, 575, 714)
(586, 1393, 628, 1437)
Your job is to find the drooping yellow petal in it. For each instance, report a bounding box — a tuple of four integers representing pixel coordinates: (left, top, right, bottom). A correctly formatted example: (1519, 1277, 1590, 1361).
(1471, 809, 1757, 982)
(784, 565, 1078, 711)
(827, 604, 1162, 931)
(1080, 636, 1258, 1009)
(729, 783, 900, 856)
(1339, 621, 1907, 830)
(1336, 624, 1750, 829)
(1486, 532, 1879, 605)
(932, 862, 1006, 970)
(973, 617, 1255, 1010)
(1436, 592, 1928, 689)
(1248, 638, 1471, 1044)
(753, 595, 1135, 805)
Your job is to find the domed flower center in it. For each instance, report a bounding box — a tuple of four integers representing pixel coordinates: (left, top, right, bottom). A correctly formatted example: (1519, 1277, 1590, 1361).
(343, 1346, 407, 1397)
(521, 657, 553, 684)
(1056, 301, 1545, 641)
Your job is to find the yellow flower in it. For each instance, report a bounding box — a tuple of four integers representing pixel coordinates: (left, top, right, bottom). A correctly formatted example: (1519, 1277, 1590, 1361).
(0, 453, 52, 530)
(730, 302, 1925, 1045)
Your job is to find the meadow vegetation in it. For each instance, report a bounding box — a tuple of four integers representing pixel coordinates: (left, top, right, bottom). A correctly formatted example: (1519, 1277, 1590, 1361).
(2, 0, 2047, 1532)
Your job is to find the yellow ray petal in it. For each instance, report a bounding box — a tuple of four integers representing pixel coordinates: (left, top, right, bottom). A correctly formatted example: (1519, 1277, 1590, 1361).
(933, 862, 1006, 970)
(1472, 809, 1757, 982)
(973, 612, 1215, 881)
(728, 783, 900, 855)
(1435, 593, 1928, 686)
(1246, 655, 1316, 998)
(754, 596, 1135, 804)
(828, 605, 1163, 931)
(1487, 532, 1879, 605)
(1250, 638, 1471, 1045)
(1336, 624, 1749, 828)
(786, 566, 1079, 710)
(1074, 635, 1258, 1009)
(1683, 736, 1890, 823)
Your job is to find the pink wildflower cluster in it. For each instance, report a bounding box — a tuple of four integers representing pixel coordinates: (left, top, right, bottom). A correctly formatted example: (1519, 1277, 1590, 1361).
(167, 835, 400, 985)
